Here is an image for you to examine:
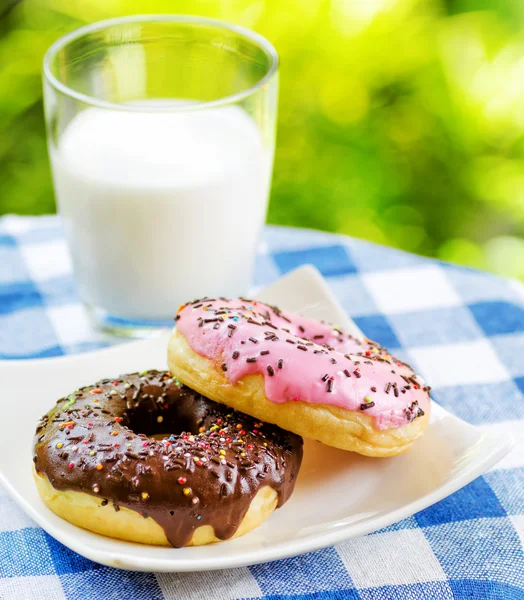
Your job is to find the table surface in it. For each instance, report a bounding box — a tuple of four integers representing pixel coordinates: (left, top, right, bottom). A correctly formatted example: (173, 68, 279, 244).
(0, 215, 523, 600)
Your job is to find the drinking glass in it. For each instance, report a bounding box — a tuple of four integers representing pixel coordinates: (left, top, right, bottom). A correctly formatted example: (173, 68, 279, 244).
(43, 15, 278, 337)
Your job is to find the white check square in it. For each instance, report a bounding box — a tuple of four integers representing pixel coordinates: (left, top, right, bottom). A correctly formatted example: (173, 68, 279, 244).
(508, 279, 524, 303)
(481, 421, 524, 470)
(46, 304, 97, 345)
(0, 575, 66, 600)
(156, 567, 262, 600)
(510, 515, 524, 550)
(362, 265, 462, 314)
(336, 528, 447, 588)
(0, 497, 35, 533)
(408, 339, 510, 388)
(20, 240, 71, 282)
(2, 216, 35, 235)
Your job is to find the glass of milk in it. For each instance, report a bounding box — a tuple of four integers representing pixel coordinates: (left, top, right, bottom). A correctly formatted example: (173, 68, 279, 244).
(43, 15, 278, 336)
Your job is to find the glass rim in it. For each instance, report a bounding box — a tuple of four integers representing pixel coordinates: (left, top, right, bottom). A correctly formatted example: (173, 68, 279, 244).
(43, 14, 279, 112)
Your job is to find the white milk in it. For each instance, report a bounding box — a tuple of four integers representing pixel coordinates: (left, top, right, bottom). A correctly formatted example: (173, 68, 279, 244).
(50, 104, 271, 320)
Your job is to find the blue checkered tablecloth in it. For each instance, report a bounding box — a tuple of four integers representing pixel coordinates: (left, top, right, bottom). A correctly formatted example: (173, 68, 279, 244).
(0, 214, 523, 600)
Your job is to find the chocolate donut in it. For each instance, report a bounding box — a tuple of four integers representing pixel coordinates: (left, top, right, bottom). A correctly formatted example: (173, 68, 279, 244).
(33, 370, 303, 547)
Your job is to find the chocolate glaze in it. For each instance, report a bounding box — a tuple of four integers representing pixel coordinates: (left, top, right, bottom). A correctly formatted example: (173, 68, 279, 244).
(33, 370, 303, 547)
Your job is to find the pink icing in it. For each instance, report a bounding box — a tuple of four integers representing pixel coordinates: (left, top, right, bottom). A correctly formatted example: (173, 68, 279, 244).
(175, 298, 430, 431)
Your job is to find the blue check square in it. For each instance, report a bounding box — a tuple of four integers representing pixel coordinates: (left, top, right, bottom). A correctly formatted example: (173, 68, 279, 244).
(443, 266, 520, 304)
(448, 579, 524, 599)
(0, 234, 16, 247)
(358, 581, 454, 600)
(328, 273, 379, 318)
(484, 468, 524, 516)
(423, 518, 523, 584)
(432, 380, 524, 425)
(353, 314, 401, 349)
(343, 238, 427, 273)
(515, 376, 524, 396)
(272, 245, 357, 277)
(0, 528, 55, 577)
(250, 547, 354, 595)
(415, 477, 506, 527)
(372, 516, 420, 534)
(45, 533, 102, 575)
(490, 333, 524, 377)
(388, 307, 482, 347)
(0, 281, 42, 315)
(265, 592, 360, 600)
(469, 301, 524, 336)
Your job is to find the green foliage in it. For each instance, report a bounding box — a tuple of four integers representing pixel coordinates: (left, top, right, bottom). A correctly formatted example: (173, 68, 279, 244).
(2, 0, 524, 278)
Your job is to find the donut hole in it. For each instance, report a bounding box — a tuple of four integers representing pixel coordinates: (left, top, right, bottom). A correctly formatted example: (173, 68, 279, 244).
(123, 385, 218, 439)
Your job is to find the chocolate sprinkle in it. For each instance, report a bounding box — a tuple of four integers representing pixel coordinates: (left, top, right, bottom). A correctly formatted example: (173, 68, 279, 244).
(360, 401, 375, 410)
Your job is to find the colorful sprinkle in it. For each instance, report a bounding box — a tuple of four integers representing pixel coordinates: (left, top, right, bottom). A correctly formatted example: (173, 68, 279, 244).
(63, 395, 76, 411)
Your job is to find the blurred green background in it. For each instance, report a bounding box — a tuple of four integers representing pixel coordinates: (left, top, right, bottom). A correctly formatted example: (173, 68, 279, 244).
(2, 0, 524, 278)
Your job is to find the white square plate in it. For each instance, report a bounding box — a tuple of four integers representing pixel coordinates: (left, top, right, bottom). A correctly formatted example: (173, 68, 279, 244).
(0, 266, 513, 572)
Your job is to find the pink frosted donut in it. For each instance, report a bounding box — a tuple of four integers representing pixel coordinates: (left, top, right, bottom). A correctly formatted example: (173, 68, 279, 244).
(168, 298, 430, 457)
